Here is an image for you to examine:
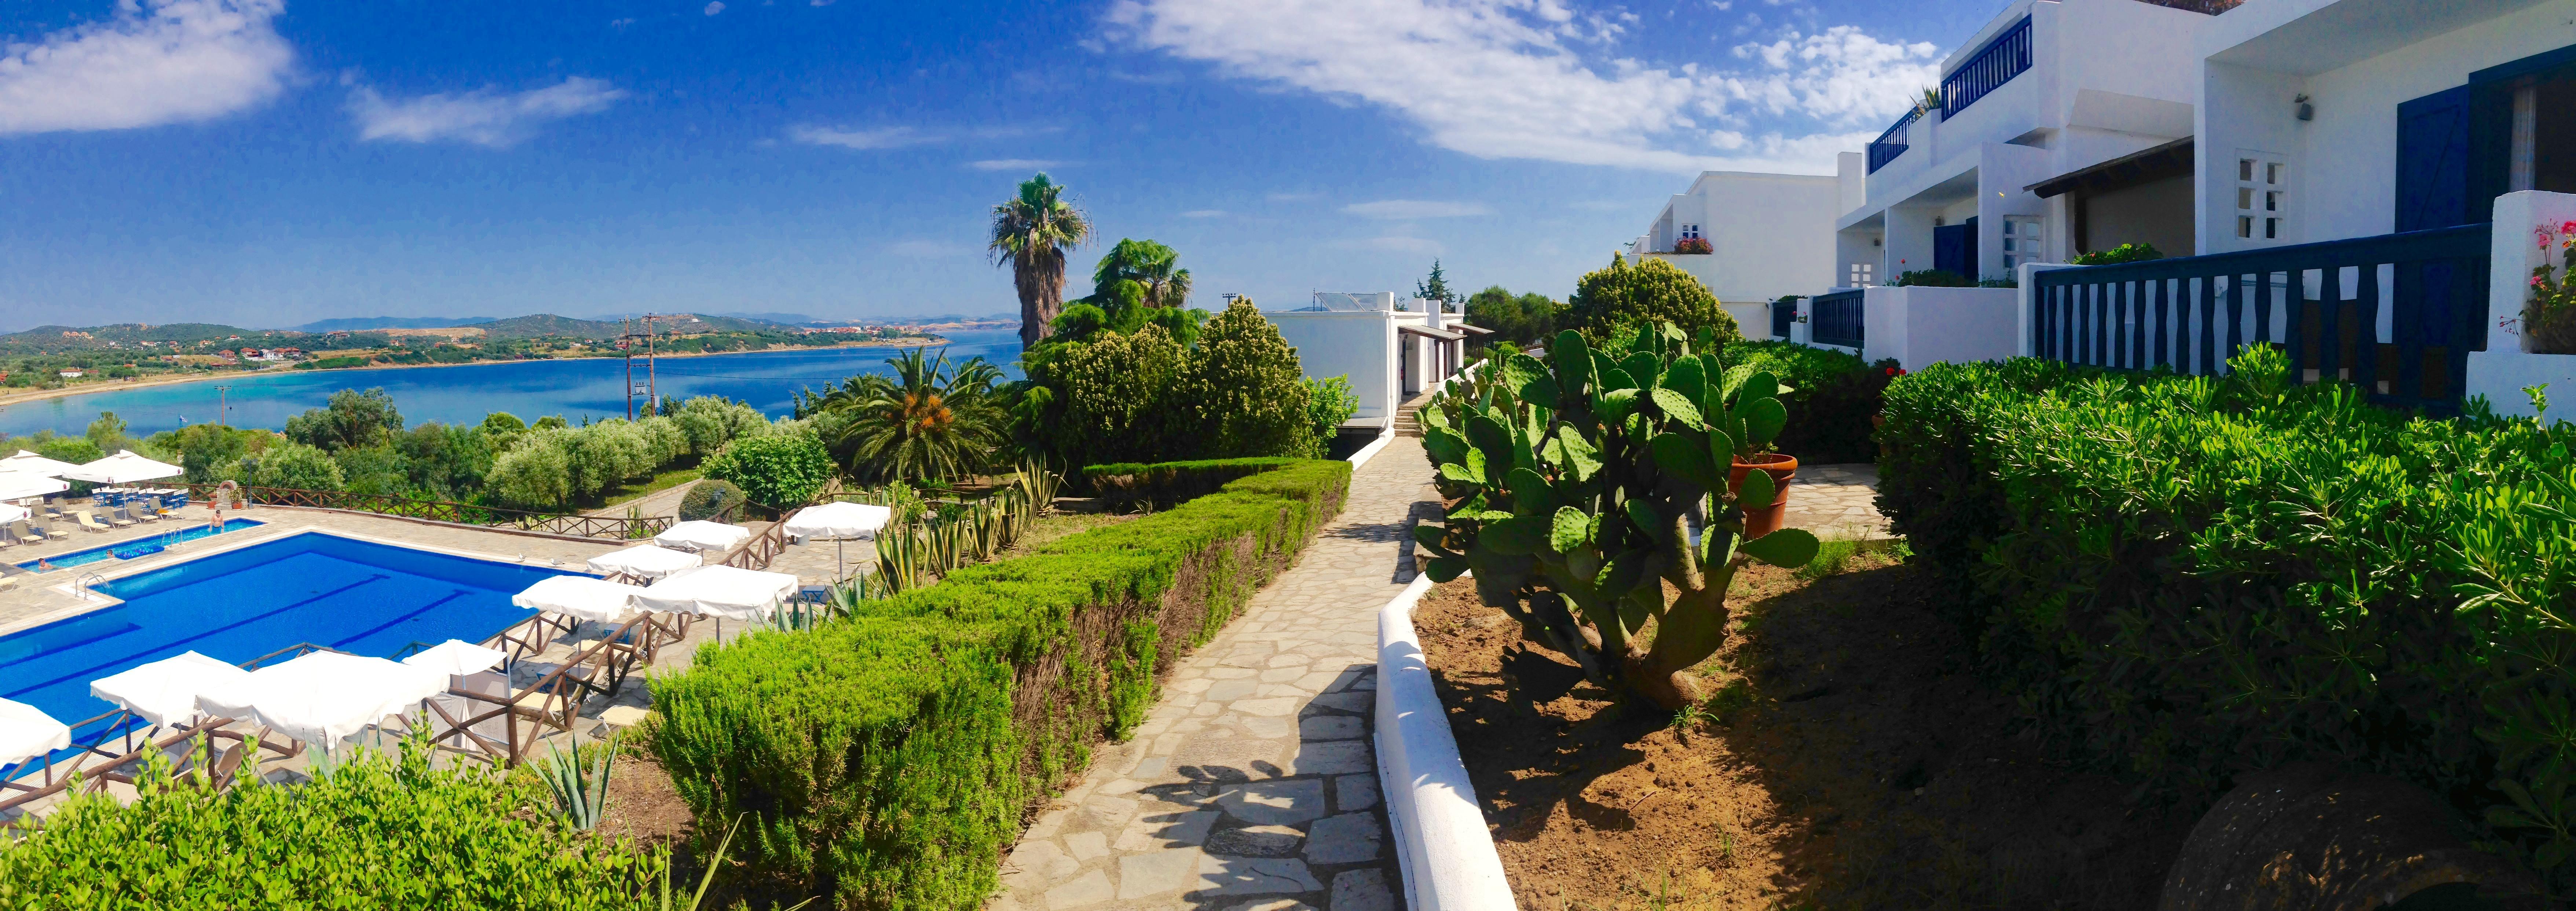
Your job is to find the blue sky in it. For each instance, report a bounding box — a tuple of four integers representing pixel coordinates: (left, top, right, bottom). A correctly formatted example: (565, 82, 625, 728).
(0, 0, 2012, 330)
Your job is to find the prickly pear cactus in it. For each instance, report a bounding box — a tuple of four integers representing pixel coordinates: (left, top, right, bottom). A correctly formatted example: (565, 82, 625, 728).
(1415, 323, 1819, 708)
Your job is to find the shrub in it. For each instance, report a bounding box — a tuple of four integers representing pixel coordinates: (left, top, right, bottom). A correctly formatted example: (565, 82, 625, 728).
(678, 479, 746, 522)
(487, 433, 575, 509)
(1877, 351, 2576, 885)
(1303, 375, 1360, 458)
(1671, 237, 1712, 254)
(702, 432, 834, 509)
(1721, 340, 1899, 464)
(2068, 241, 2163, 266)
(1564, 255, 1740, 345)
(1036, 324, 1187, 468)
(647, 459, 1350, 909)
(0, 737, 660, 908)
(1892, 268, 1971, 287)
(1180, 300, 1316, 461)
(1079, 457, 1306, 508)
(248, 441, 346, 491)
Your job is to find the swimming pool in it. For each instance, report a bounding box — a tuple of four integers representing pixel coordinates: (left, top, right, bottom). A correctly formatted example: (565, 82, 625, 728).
(14, 519, 266, 572)
(0, 532, 583, 762)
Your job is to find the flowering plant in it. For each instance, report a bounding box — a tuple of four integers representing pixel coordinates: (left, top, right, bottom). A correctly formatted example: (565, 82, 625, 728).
(1672, 237, 1713, 255)
(2525, 222, 2576, 354)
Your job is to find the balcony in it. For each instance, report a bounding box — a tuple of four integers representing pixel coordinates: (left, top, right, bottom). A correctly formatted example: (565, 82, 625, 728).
(1941, 16, 2031, 119)
(1865, 108, 1920, 175)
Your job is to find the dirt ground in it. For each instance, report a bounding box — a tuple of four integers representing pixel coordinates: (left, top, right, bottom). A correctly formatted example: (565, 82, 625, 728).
(1415, 556, 2198, 910)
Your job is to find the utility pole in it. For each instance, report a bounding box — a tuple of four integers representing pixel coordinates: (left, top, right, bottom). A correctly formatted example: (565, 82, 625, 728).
(215, 385, 231, 427)
(622, 315, 660, 420)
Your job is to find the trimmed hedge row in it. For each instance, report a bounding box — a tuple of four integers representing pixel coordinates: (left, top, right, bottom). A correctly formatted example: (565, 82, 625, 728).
(1077, 457, 1307, 508)
(1877, 352, 2576, 881)
(1719, 340, 1898, 464)
(0, 737, 660, 909)
(647, 458, 1351, 909)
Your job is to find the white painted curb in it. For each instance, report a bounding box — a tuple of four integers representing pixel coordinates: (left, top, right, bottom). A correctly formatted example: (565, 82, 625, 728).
(1346, 428, 1395, 469)
(1375, 571, 1517, 909)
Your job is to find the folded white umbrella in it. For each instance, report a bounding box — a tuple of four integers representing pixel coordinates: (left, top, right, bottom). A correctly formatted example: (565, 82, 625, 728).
(0, 503, 25, 524)
(633, 564, 801, 621)
(784, 502, 892, 540)
(400, 640, 509, 677)
(0, 698, 72, 767)
(0, 467, 69, 502)
(195, 651, 450, 751)
(0, 450, 81, 477)
(512, 574, 647, 624)
(60, 450, 184, 485)
(655, 520, 751, 553)
(585, 543, 702, 581)
(89, 651, 252, 729)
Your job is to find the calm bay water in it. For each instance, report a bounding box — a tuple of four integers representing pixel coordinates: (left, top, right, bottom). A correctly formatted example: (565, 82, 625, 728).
(0, 329, 1024, 437)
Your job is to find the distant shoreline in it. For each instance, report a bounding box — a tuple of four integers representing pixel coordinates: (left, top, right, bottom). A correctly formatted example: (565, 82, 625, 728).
(0, 335, 959, 414)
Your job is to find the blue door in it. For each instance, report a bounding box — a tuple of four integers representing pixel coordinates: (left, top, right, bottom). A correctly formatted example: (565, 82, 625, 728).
(1933, 216, 1977, 278)
(2396, 86, 2473, 231)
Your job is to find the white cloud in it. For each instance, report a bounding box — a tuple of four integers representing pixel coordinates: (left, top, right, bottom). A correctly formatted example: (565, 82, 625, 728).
(1103, 0, 1937, 173)
(704, 1, 726, 14)
(969, 158, 1057, 171)
(788, 125, 933, 150)
(1181, 209, 1226, 218)
(0, 0, 293, 136)
(1332, 235, 1443, 254)
(350, 77, 624, 148)
(1343, 200, 1492, 219)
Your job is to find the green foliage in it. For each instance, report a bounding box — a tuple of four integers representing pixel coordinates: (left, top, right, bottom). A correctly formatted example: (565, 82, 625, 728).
(84, 411, 133, 454)
(0, 735, 661, 909)
(647, 460, 1349, 909)
(1091, 238, 1192, 310)
(799, 348, 1009, 484)
(991, 173, 1094, 348)
(2068, 242, 2163, 266)
(1304, 376, 1360, 458)
(283, 388, 404, 452)
(1877, 350, 2576, 888)
(479, 411, 527, 435)
(1417, 259, 1459, 311)
(1022, 299, 1316, 467)
(1465, 285, 1564, 350)
(1564, 255, 1740, 346)
(1415, 325, 1817, 709)
(702, 432, 834, 509)
(487, 433, 576, 509)
(1892, 268, 1972, 287)
(333, 445, 411, 496)
(678, 479, 747, 522)
(1720, 340, 1899, 464)
(33, 435, 103, 468)
(154, 423, 266, 483)
(1182, 300, 1317, 461)
(1079, 457, 1309, 510)
(538, 732, 618, 831)
(249, 440, 347, 491)
(1028, 325, 1187, 468)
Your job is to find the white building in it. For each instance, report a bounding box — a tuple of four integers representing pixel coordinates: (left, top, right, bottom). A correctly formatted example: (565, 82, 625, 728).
(1836, 0, 2222, 287)
(1264, 292, 1486, 440)
(1627, 171, 1840, 331)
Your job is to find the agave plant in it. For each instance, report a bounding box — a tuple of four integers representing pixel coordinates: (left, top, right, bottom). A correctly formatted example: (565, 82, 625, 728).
(1416, 325, 1820, 709)
(537, 731, 617, 831)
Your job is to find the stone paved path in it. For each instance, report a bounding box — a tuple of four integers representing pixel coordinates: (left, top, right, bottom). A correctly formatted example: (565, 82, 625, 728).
(994, 437, 1432, 911)
(1782, 462, 1889, 540)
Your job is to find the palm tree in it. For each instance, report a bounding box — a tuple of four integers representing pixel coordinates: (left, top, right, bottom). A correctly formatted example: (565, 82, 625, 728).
(809, 348, 1007, 484)
(1093, 238, 1192, 309)
(990, 174, 1093, 349)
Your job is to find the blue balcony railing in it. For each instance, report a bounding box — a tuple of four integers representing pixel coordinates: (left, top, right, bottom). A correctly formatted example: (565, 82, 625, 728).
(1810, 289, 1865, 350)
(2029, 223, 2491, 412)
(1941, 16, 2031, 118)
(1864, 108, 1920, 175)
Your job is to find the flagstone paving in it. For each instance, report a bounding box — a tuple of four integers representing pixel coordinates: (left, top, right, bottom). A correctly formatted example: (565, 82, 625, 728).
(993, 436, 1433, 911)
(1782, 462, 1891, 541)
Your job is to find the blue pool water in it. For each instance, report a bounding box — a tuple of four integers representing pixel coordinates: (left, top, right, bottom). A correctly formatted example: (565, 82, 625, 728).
(0, 532, 581, 763)
(15, 519, 266, 572)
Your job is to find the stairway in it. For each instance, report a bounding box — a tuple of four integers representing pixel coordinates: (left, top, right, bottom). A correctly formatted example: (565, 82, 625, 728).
(1393, 391, 1437, 438)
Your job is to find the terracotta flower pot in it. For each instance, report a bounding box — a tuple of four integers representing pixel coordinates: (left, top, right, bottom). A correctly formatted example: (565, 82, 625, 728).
(1727, 452, 1798, 538)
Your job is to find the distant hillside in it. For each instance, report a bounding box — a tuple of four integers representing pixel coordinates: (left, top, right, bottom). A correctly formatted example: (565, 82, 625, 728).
(459, 314, 623, 340)
(709, 311, 828, 326)
(5, 322, 340, 343)
(294, 316, 498, 332)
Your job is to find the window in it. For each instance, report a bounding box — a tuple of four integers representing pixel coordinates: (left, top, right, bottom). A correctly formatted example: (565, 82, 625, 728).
(2000, 217, 2046, 270)
(1848, 262, 1874, 286)
(1679, 224, 1702, 239)
(2235, 153, 2287, 242)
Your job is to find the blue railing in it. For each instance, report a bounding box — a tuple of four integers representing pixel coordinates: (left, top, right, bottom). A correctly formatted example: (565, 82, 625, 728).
(1771, 298, 1798, 339)
(1865, 109, 1920, 175)
(1811, 289, 1865, 350)
(1942, 16, 2031, 118)
(2029, 223, 2491, 412)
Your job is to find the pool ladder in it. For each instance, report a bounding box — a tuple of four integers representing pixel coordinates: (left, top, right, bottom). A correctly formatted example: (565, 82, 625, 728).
(75, 572, 105, 601)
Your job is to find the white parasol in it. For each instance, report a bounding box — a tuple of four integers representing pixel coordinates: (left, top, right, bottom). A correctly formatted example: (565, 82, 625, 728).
(654, 520, 751, 554)
(0, 698, 72, 767)
(60, 450, 184, 485)
(89, 651, 252, 729)
(399, 640, 509, 677)
(784, 502, 893, 580)
(194, 651, 450, 751)
(633, 564, 800, 621)
(0, 504, 25, 524)
(584, 543, 702, 581)
(511, 574, 647, 624)
(0, 450, 81, 477)
(0, 467, 69, 502)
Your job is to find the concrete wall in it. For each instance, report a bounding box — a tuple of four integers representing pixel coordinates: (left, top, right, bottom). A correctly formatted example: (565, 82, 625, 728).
(1267, 311, 1396, 426)
(1860, 286, 2025, 368)
(1632, 171, 1839, 303)
(2473, 190, 2576, 416)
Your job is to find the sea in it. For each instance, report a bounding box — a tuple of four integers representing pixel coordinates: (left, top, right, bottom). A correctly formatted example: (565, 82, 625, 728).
(0, 329, 1025, 438)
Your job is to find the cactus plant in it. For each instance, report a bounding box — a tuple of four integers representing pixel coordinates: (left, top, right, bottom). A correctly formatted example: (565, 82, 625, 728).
(1415, 324, 1820, 709)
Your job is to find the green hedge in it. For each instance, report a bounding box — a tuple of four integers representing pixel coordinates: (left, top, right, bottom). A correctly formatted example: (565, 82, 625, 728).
(0, 738, 659, 909)
(1077, 457, 1306, 508)
(648, 459, 1351, 909)
(1720, 340, 1899, 464)
(1877, 352, 2576, 882)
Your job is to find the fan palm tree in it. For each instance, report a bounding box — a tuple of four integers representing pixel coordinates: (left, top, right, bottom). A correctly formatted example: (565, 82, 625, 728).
(1093, 238, 1192, 309)
(990, 174, 1093, 349)
(810, 348, 1007, 483)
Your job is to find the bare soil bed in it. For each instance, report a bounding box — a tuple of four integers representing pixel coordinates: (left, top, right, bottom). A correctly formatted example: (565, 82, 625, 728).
(1415, 556, 2199, 909)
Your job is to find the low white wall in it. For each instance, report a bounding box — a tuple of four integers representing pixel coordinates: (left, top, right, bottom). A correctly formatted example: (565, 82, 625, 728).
(1269, 311, 1395, 425)
(2473, 191, 2576, 418)
(1721, 301, 1768, 339)
(1375, 572, 1517, 909)
(1858, 286, 2021, 368)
